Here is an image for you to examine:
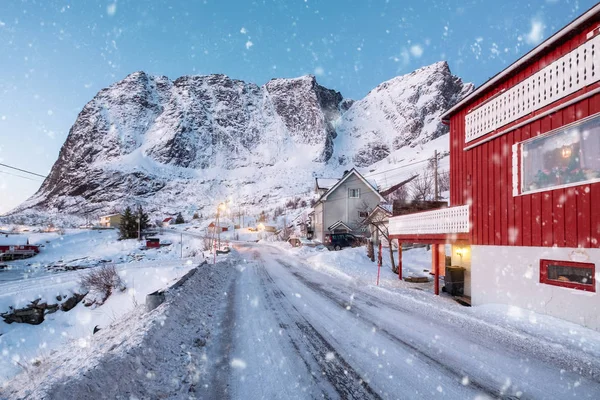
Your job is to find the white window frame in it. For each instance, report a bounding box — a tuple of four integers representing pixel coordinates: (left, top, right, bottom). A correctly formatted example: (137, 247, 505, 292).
(349, 188, 360, 198)
(513, 112, 600, 196)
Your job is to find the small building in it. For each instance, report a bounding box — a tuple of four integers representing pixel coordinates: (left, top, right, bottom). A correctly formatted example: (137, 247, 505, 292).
(146, 238, 160, 249)
(162, 217, 174, 227)
(99, 213, 122, 228)
(311, 168, 385, 243)
(389, 4, 600, 331)
(0, 234, 39, 260)
(207, 222, 228, 233)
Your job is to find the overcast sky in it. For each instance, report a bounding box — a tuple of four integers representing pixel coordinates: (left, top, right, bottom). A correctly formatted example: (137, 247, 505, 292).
(0, 0, 596, 213)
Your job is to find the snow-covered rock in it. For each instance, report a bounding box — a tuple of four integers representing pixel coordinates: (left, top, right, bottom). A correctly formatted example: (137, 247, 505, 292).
(5, 63, 472, 224)
(333, 62, 473, 167)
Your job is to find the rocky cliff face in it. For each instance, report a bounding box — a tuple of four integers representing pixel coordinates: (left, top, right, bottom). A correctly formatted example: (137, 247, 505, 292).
(333, 62, 473, 167)
(8, 62, 472, 223)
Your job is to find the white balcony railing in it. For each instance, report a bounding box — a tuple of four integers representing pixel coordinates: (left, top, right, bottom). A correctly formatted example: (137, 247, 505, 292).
(389, 205, 470, 235)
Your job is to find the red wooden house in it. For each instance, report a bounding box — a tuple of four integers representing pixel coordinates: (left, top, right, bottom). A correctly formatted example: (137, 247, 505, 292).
(0, 234, 40, 260)
(390, 5, 600, 330)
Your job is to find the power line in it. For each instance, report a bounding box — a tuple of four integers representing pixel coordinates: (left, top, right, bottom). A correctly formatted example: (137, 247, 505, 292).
(363, 158, 432, 178)
(0, 162, 47, 178)
(0, 169, 43, 182)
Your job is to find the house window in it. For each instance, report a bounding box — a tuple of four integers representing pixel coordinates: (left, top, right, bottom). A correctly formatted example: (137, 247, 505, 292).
(520, 114, 600, 194)
(358, 211, 368, 218)
(349, 188, 360, 198)
(539, 259, 595, 292)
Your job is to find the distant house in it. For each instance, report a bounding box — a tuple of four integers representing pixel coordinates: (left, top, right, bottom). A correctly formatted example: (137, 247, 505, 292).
(99, 213, 122, 228)
(162, 217, 174, 227)
(207, 222, 228, 233)
(311, 168, 385, 243)
(0, 234, 39, 260)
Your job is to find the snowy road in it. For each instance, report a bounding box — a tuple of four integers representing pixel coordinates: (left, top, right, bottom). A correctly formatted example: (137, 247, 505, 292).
(208, 243, 600, 399)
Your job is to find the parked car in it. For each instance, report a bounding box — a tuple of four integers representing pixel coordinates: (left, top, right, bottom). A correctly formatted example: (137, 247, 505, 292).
(324, 233, 360, 251)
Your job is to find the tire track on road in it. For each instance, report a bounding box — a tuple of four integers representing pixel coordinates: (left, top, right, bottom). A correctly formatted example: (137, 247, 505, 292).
(254, 252, 382, 399)
(277, 259, 509, 400)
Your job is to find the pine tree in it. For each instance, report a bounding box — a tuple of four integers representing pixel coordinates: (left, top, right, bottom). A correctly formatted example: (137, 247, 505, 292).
(119, 206, 149, 239)
(119, 207, 133, 239)
(175, 212, 185, 224)
(192, 212, 199, 220)
(137, 205, 149, 232)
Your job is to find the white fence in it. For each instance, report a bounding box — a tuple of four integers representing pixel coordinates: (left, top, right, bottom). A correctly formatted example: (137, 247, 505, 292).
(389, 205, 470, 235)
(465, 33, 600, 143)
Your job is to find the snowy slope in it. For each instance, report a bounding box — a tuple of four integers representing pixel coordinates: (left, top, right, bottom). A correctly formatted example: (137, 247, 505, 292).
(5, 63, 472, 225)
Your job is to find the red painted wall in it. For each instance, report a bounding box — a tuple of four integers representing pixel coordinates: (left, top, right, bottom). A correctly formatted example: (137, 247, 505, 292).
(449, 19, 600, 249)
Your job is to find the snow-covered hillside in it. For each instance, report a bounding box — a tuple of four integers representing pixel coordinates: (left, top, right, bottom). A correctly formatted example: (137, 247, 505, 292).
(5, 62, 472, 224)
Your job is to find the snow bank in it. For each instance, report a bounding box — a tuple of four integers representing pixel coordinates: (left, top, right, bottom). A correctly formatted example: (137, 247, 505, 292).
(279, 243, 434, 289)
(1, 259, 236, 399)
(0, 229, 208, 385)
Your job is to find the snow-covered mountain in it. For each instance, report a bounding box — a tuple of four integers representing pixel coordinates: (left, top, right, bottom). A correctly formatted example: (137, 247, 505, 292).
(6, 61, 472, 224)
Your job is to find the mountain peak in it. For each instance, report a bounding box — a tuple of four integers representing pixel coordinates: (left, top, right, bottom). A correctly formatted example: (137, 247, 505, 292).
(6, 65, 471, 224)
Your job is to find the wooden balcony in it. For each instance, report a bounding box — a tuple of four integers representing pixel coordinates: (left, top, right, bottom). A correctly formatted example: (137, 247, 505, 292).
(389, 205, 470, 244)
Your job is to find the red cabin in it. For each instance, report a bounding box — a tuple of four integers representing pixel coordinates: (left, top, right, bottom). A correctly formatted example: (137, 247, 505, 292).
(390, 5, 600, 331)
(0, 234, 40, 260)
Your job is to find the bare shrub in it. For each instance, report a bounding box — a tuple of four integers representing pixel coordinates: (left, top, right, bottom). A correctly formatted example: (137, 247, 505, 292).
(80, 264, 125, 307)
(410, 169, 435, 201)
(387, 184, 409, 203)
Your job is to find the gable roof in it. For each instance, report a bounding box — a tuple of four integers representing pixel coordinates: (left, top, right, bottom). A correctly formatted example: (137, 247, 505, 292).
(365, 205, 393, 224)
(441, 3, 600, 120)
(327, 220, 352, 232)
(163, 217, 173, 223)
(319, 168, 385, 203)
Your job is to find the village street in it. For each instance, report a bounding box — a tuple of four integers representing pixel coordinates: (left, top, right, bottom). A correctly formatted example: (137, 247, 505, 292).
(202, 243, 600, 399)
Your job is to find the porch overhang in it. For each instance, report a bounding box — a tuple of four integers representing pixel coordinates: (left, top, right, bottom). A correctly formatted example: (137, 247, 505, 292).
(328, 220, 352, 232)
(388, 205, 470, 244)
(389, 233, 469, 245)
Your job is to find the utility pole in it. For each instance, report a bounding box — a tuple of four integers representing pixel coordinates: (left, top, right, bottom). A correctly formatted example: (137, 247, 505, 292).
(217, 207, 221, 250)
(180, 232, 183, 259)
(434, 149, 439, 201)
(138, 206, 141, 241)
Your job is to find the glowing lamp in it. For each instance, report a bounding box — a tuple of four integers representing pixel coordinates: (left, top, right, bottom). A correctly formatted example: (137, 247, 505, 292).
(561, 146, 572, 159)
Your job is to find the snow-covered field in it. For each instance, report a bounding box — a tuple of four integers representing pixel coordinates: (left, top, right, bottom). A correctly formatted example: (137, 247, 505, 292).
(0, 228, 205, 386)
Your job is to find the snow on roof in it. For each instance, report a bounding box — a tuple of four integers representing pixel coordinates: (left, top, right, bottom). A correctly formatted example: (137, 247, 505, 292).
(327, 220, 352, 231)
(316, 178, 340, 190)
(380, 204, 393, 213)
(319, 169, 384, 203)
(100, 213, 122, 218)
(0, 235, 29, 246)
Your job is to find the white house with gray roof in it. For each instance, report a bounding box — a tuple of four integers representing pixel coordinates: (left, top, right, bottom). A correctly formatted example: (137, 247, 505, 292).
(311, 169, 385, 243)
